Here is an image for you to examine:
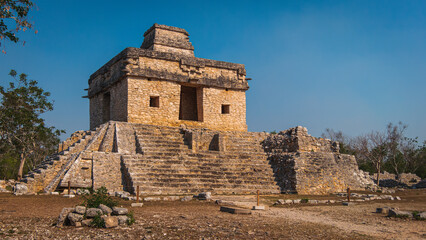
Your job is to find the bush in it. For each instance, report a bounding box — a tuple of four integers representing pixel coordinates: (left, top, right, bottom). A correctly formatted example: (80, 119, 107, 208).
(413, 211, 426, 221)
(127, 211, 135, 226)
(82, 186, 117, 208)
(301, 198, 309, 203)
(91, 213, 105, 228)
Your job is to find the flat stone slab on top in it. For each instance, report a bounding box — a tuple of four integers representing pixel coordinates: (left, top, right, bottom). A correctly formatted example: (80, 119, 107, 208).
(220, 206, 251, 215)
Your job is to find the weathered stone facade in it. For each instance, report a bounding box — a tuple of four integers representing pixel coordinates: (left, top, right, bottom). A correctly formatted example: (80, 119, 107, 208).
(17, 24, 375, 195)
(263, 127, 374, 194)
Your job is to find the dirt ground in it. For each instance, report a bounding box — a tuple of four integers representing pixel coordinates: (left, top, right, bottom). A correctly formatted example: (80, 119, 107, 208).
(0, 189, 425, 239)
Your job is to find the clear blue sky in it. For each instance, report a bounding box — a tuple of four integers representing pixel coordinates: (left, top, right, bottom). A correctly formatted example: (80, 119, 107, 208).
(1, 0, 425, 141)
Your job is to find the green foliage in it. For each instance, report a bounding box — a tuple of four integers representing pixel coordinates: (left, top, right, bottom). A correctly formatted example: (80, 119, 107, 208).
(322, 123, 426, 178)
(90, 213, 105, 228)
(301, 198, 309, 203)
(412, 211, 425, 221)
(0, 70, 64, 179)
(126, 211, 135, 226)
(81, 187, 117, 208)
(270, 130, 277, 134)
(0, 0, 35, 51)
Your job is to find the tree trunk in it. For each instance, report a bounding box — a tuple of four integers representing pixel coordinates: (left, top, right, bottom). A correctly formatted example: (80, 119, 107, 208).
(376, 162, 381, 187)
(17, 152, 26, 180)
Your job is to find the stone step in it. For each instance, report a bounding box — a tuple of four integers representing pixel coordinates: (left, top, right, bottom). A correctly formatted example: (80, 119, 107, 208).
(125, 162, 273, 171)
(123, 153, 268, 163)
(133, 185, 280, 195)
(131, 175, 276, 184)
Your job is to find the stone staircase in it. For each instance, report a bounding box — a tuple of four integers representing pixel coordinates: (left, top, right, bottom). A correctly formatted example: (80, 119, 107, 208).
(21, 129, 95, 193)
(122, 124, 280, 195)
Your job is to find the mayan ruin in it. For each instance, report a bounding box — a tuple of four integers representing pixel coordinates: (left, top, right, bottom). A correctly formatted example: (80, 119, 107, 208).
(13, 24, 375, 196)
(2, 1, 426, 237)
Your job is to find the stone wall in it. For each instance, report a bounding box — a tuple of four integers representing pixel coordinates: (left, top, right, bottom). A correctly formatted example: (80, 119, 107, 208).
(263, 126, 339, 153)
(92, 152, 123, 192)
(263, 127, 374, 194)
(127, 77, 247, 131)
(90, 80, 128, 130)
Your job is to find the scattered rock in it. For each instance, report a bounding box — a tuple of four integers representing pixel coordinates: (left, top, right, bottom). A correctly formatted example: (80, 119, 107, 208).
(81, 219, 92, 227)
(163, 196, 181, 201)
(396, 196, 401, 200)
(376, 207, 391, 214)
(86, 208, 103, 218)
(57, 208, 75, 227)
(51, 192, 59, 195)
(67, 213, 84, 226)
(197, 192, 212, 200)
(220, 206, 251, 215)
(112, 207, 128, 215)
(99, 204, 112, 215)
(63, 194, 75, 198)
(284, 199, 293, 204)
(144, 197, 161, 202)
(293, 199, 301, 204)
(75, 206, 86, 214)
(13, 184, 28, 195)
(102, 216, 118, 228)
(388, 209, 412, 218)
(181, 196, 193, 201)
(131, 202, 143, 207)
(117, 215, 129, 225)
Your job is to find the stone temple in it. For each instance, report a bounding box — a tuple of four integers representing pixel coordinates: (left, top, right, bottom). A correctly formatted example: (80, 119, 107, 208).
(19, 24, 373, 195)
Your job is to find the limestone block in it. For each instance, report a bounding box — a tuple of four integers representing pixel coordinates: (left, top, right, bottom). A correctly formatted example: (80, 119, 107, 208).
(57, 208, 75, 227)
(86, 208, 103, 218)
(102, 216, 118, 228)
(75, 206, 86, 214)
(99, 204, 112, 215)
(117, 215, 129, 225)
(67, 213, 84, 226)
(112, 207, 128, 215)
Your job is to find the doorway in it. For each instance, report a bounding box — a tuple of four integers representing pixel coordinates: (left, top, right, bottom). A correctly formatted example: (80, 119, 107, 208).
(179, 86, 202, 121)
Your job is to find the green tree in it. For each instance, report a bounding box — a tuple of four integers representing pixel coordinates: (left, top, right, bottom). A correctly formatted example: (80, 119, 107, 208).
(0, 0, 35, 51)
(0, 70, 64, 180)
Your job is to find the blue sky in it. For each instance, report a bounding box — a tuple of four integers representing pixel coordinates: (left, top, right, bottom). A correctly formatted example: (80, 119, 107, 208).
(1, 0, 425, 141)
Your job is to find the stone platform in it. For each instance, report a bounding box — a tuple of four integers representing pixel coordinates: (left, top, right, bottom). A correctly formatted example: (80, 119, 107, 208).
(18, 122, 373, 195)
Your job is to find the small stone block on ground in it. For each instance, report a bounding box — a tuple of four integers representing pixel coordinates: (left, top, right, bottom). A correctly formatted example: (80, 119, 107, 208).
(63, 194, 75, 198)
(220, 206, 251, 215)
(342, 202, 355, 206)
(252, 205, 266, 210)
(131, 202, 143, 207)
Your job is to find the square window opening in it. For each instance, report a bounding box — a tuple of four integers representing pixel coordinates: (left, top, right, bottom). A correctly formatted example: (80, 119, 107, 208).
(221, 104, 230, 114)
(150, 96, 160, 108)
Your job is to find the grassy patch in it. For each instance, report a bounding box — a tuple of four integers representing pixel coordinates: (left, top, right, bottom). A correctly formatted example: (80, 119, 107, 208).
(90, 213, 105, 228)
(412, 211, 426, 221)
(81, 186, 117, 208)
(127, 211, 135, 226)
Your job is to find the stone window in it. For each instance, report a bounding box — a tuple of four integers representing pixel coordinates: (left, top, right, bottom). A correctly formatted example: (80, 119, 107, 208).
(221, 104, 230, 114)
(150, 96, 159, 108)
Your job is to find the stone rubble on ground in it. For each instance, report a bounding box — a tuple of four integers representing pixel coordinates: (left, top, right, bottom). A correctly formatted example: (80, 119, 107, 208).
(273, 193, 403, 205)
(56, 205, 132, 228)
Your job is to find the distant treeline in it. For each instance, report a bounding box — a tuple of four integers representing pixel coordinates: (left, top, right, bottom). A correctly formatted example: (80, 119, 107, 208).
(322, 122, 426, 179)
